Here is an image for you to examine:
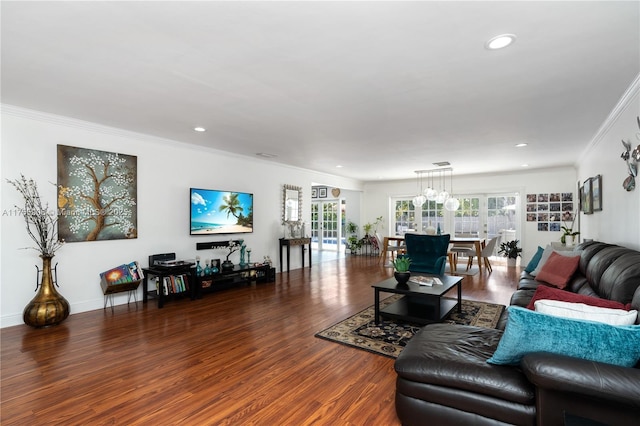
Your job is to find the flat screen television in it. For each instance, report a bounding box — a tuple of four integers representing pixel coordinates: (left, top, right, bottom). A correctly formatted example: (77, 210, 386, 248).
(190, 188, 253, 235)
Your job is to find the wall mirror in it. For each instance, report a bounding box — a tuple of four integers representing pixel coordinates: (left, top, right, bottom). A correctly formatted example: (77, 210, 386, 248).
(282, 184, 302, 223)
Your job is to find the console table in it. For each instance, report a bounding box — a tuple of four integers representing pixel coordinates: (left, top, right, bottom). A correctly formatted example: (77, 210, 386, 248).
(279, 237, 312, 272)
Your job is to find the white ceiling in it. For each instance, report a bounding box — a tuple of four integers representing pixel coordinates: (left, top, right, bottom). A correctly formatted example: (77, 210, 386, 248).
(2, 1, 639, 181)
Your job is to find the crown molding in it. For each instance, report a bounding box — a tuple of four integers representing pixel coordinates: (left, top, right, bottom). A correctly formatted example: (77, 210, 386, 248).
(578, 73, 640, 163)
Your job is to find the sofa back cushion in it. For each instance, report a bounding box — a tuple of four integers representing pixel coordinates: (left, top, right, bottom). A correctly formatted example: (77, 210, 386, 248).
(575, 242, 640, 305)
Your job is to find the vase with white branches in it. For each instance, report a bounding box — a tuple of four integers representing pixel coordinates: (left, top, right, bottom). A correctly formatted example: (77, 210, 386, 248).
(6, 175, 69, 327)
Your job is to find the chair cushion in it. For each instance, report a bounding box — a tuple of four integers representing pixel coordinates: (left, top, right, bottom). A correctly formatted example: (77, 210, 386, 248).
(487, 306, 640, 368)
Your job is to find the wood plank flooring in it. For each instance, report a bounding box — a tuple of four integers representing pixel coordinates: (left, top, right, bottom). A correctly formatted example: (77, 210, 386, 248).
(1, 255, 520, 425)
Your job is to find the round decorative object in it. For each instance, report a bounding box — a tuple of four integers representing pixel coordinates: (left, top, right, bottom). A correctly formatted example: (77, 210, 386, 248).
(221, 260, 234, 271)
(394, 271, 411, 285)
(444, 197, 460, 211)
(331, 188, 341, 197)
(24, 255, 70, 328)
(424, 187, 438, 201)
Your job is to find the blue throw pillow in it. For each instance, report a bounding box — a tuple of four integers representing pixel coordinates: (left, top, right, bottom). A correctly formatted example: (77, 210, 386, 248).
(487, 306, 640, 367)
(524, 246, 544, 273)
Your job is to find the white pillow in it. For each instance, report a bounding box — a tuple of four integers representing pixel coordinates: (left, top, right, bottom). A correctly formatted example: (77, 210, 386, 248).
(530, 245, 580, 277)
(534, 299, 638, 326)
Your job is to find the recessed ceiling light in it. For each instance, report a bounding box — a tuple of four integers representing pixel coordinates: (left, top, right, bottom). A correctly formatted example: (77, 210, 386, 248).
(336, 165, 343, 168)
(485, 34, 516, 50)
(521, 164, 529, 167)
(515, 143, 528, 148)
(193, 127, 206, 132)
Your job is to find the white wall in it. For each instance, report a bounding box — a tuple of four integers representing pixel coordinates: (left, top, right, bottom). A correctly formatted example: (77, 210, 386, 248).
(362, 167, 577, 263)
(576, 76, 640, 250)
(1, 106, 362, 327)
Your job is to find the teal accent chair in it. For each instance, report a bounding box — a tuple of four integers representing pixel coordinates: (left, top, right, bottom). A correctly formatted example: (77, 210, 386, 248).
(403, 233, 451, 275)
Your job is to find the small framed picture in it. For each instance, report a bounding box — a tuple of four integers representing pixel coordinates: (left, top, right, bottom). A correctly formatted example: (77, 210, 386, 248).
(582, 178, 593, 214)
(592, 175, 602, 212)
(311, 188, 318, 198)
(319, 187, 327, 198)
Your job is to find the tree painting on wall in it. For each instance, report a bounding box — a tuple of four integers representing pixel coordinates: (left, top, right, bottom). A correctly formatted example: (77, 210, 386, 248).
(57, 145, 137, 242)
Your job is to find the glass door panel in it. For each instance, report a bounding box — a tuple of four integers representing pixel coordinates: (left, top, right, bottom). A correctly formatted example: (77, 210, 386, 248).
(312, 201, 341, 251)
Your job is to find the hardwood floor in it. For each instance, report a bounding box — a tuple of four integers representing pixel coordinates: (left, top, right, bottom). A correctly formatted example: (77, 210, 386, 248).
(1, 255, 520, 425)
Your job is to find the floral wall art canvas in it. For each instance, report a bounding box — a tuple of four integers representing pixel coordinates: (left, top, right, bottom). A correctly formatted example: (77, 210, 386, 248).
(57, 145, 137, 242)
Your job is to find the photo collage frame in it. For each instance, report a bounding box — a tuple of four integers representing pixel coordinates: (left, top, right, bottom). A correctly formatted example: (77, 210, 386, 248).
(526, 192, 574, 232)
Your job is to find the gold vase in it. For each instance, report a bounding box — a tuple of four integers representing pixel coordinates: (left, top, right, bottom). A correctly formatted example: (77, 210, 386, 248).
(23, 255, 70, 328)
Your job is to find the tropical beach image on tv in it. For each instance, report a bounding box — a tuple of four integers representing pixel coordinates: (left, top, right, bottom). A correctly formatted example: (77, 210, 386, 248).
(190, 188, 253, 235)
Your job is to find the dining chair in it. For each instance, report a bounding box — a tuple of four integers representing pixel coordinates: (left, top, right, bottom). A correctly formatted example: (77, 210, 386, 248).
(466, 236, 499, 272)
(449, 233, 477, 271)
(376, 233, 405, 266)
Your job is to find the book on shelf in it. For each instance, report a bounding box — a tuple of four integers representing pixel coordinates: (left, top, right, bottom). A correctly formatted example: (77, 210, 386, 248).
(409, 276, 433, 286)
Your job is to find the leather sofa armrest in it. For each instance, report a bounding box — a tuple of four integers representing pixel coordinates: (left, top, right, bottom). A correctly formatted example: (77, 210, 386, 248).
(521, 352, 640, 408)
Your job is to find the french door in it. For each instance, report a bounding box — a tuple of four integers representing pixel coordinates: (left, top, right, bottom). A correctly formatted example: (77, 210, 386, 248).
(454, 193, 519, 254)
(311, 201, 342, 251)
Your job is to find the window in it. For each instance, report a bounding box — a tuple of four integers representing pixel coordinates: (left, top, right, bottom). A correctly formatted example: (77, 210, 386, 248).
(393, 198, 444, 235)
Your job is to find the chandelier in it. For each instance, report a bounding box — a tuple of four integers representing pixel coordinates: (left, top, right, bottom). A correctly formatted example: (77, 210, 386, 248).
(415, 168, 460, 211)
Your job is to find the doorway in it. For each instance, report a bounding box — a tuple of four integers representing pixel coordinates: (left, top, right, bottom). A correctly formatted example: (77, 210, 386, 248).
(453, 193, 519, 254)
(311, 200, 343, 252)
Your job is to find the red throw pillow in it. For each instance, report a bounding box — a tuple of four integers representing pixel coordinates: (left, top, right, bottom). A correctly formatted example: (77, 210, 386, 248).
(526, 284, 628, 311)
(534, 251, 580, 289)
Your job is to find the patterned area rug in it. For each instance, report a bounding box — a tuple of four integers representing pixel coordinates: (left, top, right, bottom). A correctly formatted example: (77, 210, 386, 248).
(315, 295, 504, 358)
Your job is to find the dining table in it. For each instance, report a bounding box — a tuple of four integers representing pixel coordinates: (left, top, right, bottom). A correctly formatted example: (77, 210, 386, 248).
(380, 235, 486, 273)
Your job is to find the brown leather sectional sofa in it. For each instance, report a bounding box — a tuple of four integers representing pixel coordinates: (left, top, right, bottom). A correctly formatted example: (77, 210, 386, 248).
(394, 241, 640, 425)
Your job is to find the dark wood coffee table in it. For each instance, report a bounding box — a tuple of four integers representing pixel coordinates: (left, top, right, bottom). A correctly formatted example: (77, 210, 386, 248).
(372, 274, 463, 325)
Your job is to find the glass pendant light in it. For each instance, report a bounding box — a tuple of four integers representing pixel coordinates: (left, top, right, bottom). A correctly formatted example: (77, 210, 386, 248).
(444, 197, 460, 211)
(424, 171, 438, 201)
(444, 168, 460, 211)
(412, 170, 426, 206)
(436, 169, 449, 204)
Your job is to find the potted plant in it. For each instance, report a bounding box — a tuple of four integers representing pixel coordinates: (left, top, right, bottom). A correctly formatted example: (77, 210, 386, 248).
(560, 226, 580, 247)
(346, 221, 361, 254)
(498, 239, 522, 266)
(392, 256, 412, 284)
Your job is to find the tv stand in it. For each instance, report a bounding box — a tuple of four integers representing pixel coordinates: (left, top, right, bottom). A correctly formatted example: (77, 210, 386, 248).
(195, 263, 275, 297)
